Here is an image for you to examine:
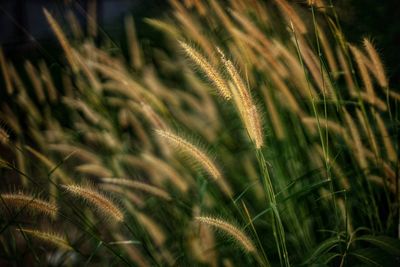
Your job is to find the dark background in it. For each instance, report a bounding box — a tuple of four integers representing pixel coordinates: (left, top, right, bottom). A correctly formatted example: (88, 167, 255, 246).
(0, 0, 167, 62)
(0, 0, 399, 86)
(336, 0, 400, 87)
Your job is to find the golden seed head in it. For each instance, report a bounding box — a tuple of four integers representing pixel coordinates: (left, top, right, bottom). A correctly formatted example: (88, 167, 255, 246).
(62, 183, 124, 222)
(195, 216, 256, 253)
(155, 129, 222, 180)
(1, 192, 58, 219)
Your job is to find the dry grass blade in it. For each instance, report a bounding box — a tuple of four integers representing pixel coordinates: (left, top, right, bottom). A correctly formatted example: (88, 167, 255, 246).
(43, 9, 78, 72)
(363, 38, 388, 88)
(179, 41, 231, 100)
(218, 49, 264, 148)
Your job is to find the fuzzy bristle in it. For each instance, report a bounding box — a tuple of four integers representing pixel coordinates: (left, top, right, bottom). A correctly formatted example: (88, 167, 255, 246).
(179, 41, 232, 100)
(195, 216, 256, 253)
(62, 183, 124, 222)
(155, 129, 222, 180)
(1, 192, 58, 219)
(19, 228, 72, 251)
(218, 48, 264, 149)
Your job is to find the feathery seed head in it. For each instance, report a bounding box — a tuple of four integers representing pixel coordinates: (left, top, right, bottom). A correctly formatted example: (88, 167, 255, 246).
(195, 216, 256, 253)
(219, 50, 264, 149)
(19, 228, 72, 251)
(179, 41, 232, 100)
(155, 129, 222, 180)
(363, 38, 388, 88)
(62, 183, 124, 222)
(1, 192, 58, 219)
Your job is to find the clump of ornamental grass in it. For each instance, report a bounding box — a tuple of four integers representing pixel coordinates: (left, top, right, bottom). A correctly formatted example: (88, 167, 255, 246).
(1, 192, 58, 219)
(362, 38, 388, 88)
(0, 0, 399, 266)
(61, 183, 124, 222)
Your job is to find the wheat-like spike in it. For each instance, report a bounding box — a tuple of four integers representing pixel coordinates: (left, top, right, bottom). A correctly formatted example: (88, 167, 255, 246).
(269, 71, 301, 113)
(144, 18, 181, 38)
(355, 108, 380, 157)
(368, 175, 396, 193)
(24, 61, 45, 103)
(218, 49, 264, 148)
(43, 9, 78, 72)
(26, 146, 70, 184)
(0, 126, 9, 145)
(142, 153, 189, 193)
(61, 97, 103, 126)
(171, 0, 215, 62)
(136, 212, 166, 246)
(262, 82, 287, 140)
(317, 26, 339, 78)
(140, 102, 167, 130)
(230, 10, 288, 78)
(75, 164, 112, 178)
(374, 113, 396, 162)
(38, 61, 58, 103)
(302, 116, 345, 136)
(337, 46, 356, 94)
(363, 38, 388, 88)
(48, 144, 101, 164)
(218, 49, 251, 107)
(1, 192, 58, 219)
(343, 109, 368, 170)
(62, 183, 124, 222)
(155, 129, 222, 180)
(336, 198, 354, 235)
(100, 184, 145, 208)
(248, 104, 264, 149)
(66, 10, 83, 39)
(87, 0, 97, 37)
(195, 216, 256, 253)
(101, 178, 172, 201)
(0, 48, 13, 94)
(179, 41, 231, 100)
(296, 35, 336, 99)
(20, 228, 72, 251)
(125, 16, 143, 70)
(275, 0, 307, 34)
(349, 44, 377, 104)
(389, 91, 400, 101)
(354, 92, 387, 111)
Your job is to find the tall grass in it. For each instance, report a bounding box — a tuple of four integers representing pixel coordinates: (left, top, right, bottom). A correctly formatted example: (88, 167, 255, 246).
(0, 0, 399, 266)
